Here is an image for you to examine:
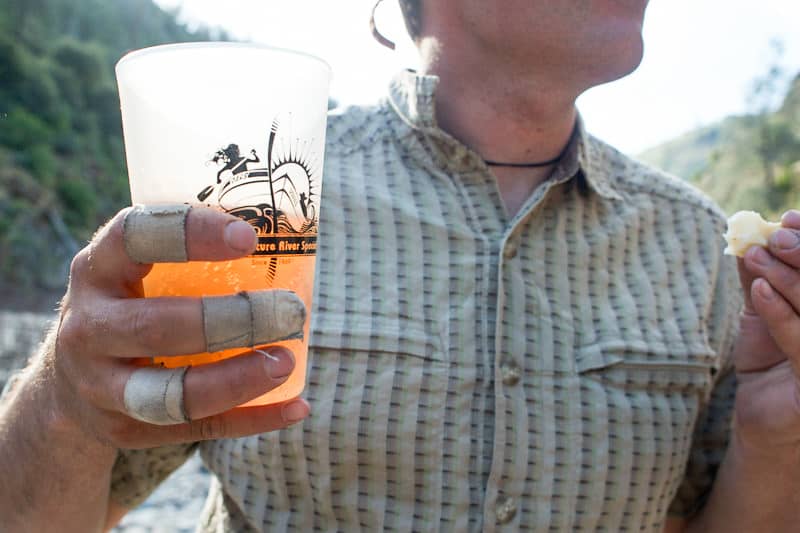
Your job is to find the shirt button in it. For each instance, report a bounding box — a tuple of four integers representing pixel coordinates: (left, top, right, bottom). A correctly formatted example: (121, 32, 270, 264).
(495, 495, 517, 524)
(500, 361, 521, 386)
(503, 241, 518, 260)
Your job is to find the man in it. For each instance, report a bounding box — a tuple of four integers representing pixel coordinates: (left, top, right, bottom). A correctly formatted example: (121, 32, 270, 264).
(2, 1, 800, 531)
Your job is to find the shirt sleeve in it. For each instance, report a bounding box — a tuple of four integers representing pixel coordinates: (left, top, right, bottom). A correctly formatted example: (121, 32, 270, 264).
(110, 443, 199, 510)
(668, 253, 742, 517)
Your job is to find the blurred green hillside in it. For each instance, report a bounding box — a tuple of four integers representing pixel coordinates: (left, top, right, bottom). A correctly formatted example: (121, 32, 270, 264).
(640, 73, 800, 218)
(0, 0, 225, 291)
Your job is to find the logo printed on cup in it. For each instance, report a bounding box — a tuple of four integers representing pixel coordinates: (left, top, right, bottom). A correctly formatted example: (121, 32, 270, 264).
(196, 118, 321, 279)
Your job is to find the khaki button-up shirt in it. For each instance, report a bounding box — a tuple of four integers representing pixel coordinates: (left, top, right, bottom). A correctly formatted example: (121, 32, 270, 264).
(112, 71, 742, 532)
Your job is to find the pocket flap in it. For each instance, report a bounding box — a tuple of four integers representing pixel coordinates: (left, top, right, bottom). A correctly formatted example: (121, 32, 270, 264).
(310, 317, 443, 362)
(576, 338, 717, 374)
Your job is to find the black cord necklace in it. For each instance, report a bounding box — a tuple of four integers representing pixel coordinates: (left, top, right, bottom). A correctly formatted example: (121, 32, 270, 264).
(484, 154, 563, 168)
(483, 124, 575, 168)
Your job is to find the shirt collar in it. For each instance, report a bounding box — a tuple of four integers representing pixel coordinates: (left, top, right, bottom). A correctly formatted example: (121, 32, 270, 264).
(386, 69, 622, 201)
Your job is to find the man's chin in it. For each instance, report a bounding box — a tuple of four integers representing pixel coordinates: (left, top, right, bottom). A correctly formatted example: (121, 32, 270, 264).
(587, 36, 645, 87)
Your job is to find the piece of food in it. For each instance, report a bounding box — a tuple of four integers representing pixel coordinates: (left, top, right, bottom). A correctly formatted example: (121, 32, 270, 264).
(723, 210, 782, 257)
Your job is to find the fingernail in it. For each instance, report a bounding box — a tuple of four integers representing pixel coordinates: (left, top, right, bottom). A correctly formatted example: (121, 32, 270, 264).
(771, 229, 799, 251)
(281, 399, 310, 423)
(782, 210, 800, 227)
(224, 220, 256, 253)
(257, 349, 294, 380)
(747, 246, 771, 267)
(756, 279, 775, 301)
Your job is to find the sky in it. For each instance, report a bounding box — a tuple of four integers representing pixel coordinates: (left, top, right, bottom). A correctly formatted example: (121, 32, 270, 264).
(153, 0, 800, 155)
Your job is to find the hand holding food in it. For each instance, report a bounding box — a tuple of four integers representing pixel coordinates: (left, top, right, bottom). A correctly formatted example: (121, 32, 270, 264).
(729, 209, 800, 452)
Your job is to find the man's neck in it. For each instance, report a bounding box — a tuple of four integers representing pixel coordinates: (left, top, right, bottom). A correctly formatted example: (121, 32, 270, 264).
(418, 38, 579, 217)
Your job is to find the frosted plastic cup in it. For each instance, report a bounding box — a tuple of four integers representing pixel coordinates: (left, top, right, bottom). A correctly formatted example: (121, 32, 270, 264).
(115, 42, 331, 406)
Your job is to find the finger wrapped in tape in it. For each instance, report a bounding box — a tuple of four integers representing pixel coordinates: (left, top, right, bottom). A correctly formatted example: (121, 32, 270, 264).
(124, 366, 189, 425)
(123, 204, 191, 264)
(202, 290, 306, 353)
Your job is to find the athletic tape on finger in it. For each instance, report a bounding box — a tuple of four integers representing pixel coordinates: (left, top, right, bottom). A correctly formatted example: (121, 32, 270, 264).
(123, 204, 191, 264)
(202, 290, 306, 352)
(124, 366, 189, 425)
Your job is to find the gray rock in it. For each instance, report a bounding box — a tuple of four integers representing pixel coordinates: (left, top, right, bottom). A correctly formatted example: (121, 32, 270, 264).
(112, 454, 210, 532)
(0, 310, 53, 389)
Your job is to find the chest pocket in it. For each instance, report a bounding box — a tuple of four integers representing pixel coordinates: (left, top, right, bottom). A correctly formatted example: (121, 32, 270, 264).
(296, 318, 449, 528)
(571, 336, 720, 519)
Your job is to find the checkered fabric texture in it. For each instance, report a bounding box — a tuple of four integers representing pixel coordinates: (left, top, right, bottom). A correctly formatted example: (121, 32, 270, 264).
(111, 71, 742, 532)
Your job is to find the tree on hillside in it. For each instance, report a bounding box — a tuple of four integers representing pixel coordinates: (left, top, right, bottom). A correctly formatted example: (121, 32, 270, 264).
(639, 44, 800, 218)
(747, 40, 800, 193)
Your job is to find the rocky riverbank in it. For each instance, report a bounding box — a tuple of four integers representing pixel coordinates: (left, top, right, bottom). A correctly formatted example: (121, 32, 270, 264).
(113, 454, 210, 533)
(0, 310, 52, 391)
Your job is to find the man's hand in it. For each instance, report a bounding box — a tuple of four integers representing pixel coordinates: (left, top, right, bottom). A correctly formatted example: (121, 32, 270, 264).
(0, 205, 311, 532)
(733, 209, 800, 452)
(51, 205, 311, 449)
(685, 209, 800, 532)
